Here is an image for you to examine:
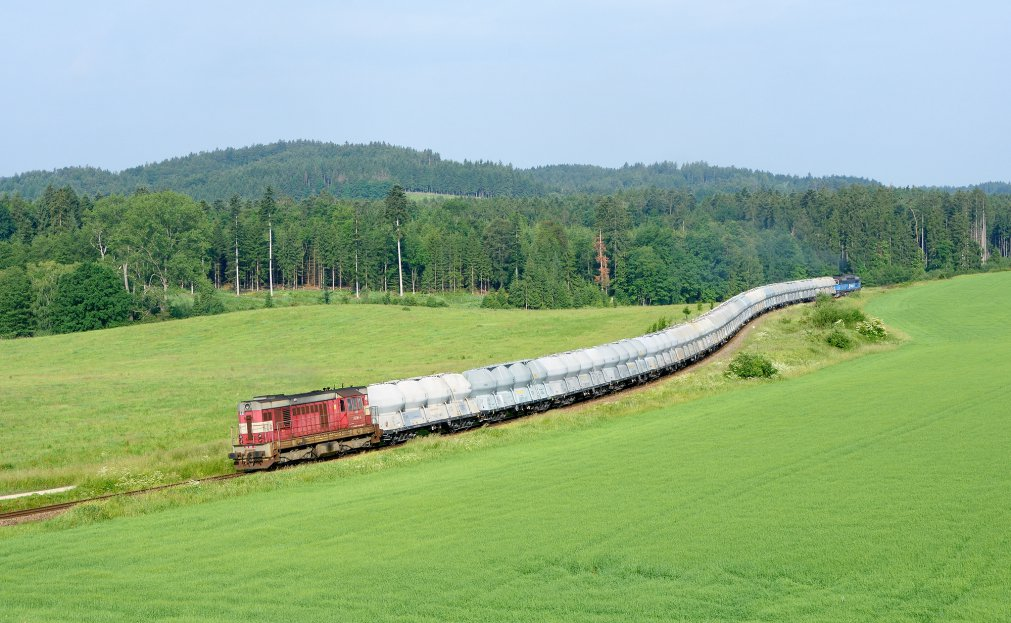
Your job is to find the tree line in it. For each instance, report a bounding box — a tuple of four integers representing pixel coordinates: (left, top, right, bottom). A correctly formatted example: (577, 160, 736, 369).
(1, 140, 899, 204)
(1, 181, 1010, 338)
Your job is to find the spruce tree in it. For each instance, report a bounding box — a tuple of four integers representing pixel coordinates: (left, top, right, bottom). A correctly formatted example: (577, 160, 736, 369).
(49, 262, 131, 333)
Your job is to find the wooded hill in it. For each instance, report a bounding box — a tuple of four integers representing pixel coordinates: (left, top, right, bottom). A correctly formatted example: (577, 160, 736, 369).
(0, 140, 882, 201)
(3, 178, 1011, 339)
(3, 141, 1011, 340)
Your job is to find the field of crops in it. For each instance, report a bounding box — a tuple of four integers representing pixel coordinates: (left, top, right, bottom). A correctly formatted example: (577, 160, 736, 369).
(2, 273, 1008, 620)
(0, 301, 693, 498)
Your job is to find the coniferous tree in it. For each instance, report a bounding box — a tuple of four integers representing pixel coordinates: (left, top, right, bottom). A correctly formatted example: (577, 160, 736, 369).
(0, 200, 15, 241)
(261, 186, 276, 295)
(384, 184, 409, 296)
(48, 262, 132, 333)
(595, 195, 631, 277)
(0, 266, 34, 337)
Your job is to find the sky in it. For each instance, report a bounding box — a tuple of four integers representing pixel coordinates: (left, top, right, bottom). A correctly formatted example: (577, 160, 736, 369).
(1, 0, 1008, 187)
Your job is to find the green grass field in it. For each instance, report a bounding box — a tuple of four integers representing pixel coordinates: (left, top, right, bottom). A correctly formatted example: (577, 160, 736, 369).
(170, 286, 486, 314)
(1, 274, 1007, 620)
(7, 277, 1011, 623)
(0, 301, 706, 500)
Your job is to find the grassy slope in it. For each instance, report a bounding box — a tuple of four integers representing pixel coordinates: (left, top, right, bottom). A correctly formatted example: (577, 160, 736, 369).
(0, 302, 687, 497)
(170, 288, 486, 314)
(1, 274, 1007, 620)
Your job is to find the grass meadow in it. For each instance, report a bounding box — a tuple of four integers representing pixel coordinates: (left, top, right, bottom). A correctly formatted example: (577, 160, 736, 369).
(170, 286, 486, 313)
(0, 301, 706, 502)
(1, 273, 1008, 620)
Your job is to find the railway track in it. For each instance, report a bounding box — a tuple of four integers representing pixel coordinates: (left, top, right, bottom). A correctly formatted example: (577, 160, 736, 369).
(0, 472, 245, 526)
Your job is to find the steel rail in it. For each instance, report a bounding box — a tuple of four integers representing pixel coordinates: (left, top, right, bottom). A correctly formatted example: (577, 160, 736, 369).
(0, 473, 245, 524)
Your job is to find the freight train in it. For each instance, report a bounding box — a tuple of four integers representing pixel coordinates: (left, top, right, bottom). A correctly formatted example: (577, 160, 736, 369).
(230, 275, 858, 470)
(834, 274, 861, 296)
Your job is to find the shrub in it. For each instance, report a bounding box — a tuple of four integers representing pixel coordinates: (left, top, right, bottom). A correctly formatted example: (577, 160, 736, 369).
(129, 289, 164, 319)
(320, 288, 331, 304)
(727, 352, 778, 378)
(572, 281, 608, 307)
(810, 295, 866, 328)
(481, 289, 509, 309)
(647, 315, 673, 333)
(193, 280, 225, 316)
(264, 294, 274, 308)
(826, 328, 854, 349)
(168, 302, 191, 319)
(856, 317, 887, 340)
(425, 296, 448, 308)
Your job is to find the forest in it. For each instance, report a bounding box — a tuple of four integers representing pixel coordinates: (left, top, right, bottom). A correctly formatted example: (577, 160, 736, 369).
(2, 174, 1009, 338)
(0, 141, 887, 202)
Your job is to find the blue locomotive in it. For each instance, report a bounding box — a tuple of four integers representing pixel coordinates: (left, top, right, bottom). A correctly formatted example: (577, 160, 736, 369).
(834, 274, 861, 296)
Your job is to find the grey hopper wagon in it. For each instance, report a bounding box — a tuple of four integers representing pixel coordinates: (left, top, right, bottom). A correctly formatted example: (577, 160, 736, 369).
(365, 277, 837, 439)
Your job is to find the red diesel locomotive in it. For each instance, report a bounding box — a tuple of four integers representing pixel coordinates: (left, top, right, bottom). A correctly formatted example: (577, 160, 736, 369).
(229, 387, 380, 470)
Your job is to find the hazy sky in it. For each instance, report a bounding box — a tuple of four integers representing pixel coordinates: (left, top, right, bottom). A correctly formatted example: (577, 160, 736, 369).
(2, 1, 1008, 186)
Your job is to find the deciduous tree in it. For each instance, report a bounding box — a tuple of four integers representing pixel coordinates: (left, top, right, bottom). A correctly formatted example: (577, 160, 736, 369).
(117, 191, 209, 302)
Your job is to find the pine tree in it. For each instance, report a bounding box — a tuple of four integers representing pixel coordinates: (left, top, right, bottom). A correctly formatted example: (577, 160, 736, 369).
(260, 186, 276, 295)
(384, 184, 409, 296)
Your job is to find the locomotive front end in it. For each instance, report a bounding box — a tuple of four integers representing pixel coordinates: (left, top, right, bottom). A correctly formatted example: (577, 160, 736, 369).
(833, 274, 862, 296)
(229, 399, 278, 471)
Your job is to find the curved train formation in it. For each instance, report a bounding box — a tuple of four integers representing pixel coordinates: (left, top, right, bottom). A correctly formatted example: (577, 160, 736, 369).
(230, 275, 860, 471)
